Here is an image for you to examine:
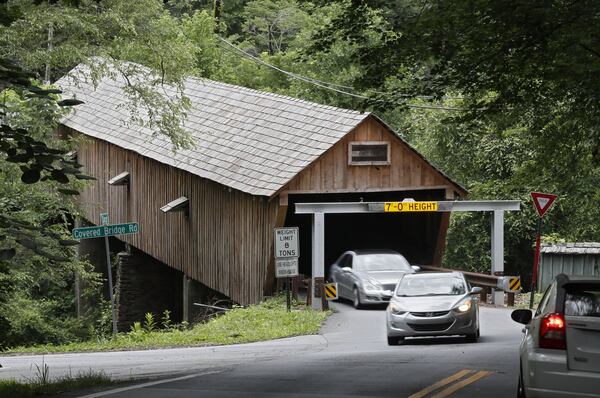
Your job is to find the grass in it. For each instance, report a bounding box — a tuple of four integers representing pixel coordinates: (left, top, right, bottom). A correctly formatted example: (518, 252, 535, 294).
(6, 296, 330, 355)
(513, 292, 544, 309)
(0, 368, 112, 397)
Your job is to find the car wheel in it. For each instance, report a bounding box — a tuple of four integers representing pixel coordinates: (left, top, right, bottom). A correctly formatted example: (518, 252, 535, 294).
(465, 330, 478, 343)
(517, 364, 526, 398)
(353, 287, 363, 309)
(387, 336, 404, 345)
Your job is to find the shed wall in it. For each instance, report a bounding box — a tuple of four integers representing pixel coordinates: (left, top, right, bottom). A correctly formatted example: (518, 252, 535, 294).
(539, 253, 600, 291)
(73, 129, 279, 305)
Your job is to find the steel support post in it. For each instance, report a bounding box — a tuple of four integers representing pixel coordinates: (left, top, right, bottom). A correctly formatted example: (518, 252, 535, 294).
(311, 212, 325, 310)
(491, 210, 505, 306)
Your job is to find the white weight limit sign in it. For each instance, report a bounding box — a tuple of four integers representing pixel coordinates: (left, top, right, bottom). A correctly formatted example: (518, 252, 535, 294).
(274, 227, 299, 258)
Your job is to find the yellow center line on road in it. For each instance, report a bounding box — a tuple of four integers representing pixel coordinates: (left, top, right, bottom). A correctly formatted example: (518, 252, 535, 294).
(408, 369, 472, 398)
(430, 370, 494, 398)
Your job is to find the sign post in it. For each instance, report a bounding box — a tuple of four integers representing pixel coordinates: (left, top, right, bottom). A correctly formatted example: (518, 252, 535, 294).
(530, 192, 558, 308)
(72, 214, 140, 336)
(100, 213, 118, 337)
(274, 227, 299, 312)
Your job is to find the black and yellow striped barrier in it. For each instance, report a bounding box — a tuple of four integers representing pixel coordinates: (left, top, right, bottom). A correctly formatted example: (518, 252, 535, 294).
(497, 276, 522, 292)
(508, 276, 521, 292)
(324, 283, 338, 300)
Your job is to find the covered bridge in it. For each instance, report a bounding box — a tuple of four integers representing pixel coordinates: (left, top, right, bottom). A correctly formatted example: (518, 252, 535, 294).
(58, 64, 466, 323)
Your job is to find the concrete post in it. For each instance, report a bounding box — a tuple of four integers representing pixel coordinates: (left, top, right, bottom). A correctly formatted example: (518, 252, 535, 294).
(311, 213, 325, 310)
(491, 210, 505, 306)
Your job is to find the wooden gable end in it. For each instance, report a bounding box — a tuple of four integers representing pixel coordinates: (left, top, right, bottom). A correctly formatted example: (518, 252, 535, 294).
(281, 116, 464, 196)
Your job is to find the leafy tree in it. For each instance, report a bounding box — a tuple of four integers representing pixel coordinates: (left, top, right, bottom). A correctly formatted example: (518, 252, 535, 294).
(300, 0, 600, 285)
(0, 58, 88, 261)
(1, 0, 202, 149)
(0, 58, 103, 348)
(242, 0, 310, 55)
(0, 0, 222, 348)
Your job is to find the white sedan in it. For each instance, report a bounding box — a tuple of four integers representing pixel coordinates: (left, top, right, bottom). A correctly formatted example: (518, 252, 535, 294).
(329, 250, 418, 308)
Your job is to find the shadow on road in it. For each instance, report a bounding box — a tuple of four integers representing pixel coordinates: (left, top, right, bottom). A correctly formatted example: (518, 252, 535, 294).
(400, 336, 487, 345)
(332, 299, 389, 311)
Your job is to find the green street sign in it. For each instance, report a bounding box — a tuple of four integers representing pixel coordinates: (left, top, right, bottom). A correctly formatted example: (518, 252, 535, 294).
(72, 222, 139, 240)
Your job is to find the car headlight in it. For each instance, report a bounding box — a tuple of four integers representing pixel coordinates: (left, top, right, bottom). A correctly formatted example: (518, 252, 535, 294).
(454, 298, 472, 313)
(387, 302, 406, 315)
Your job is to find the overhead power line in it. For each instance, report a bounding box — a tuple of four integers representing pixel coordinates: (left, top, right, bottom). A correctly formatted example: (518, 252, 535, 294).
(216, 36, 465, 111)
(218, 36, 370, 100)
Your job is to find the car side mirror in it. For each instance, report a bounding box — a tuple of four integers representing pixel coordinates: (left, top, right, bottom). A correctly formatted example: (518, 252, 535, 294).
(342, 267, 351, 273)
(469, 286, 482, 295)
(511, 309, 533, 325)
(411, 265, 421, 272)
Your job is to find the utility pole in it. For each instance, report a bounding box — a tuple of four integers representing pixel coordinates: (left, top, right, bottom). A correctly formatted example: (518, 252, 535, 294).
(44, 23, 54, 85)
(214, 0, 222, 34)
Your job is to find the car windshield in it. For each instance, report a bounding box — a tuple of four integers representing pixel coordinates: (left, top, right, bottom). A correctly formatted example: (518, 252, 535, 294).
(565, 284, 600, 318)
(354, 254, 411, 272)
(396, 275, 466, 297)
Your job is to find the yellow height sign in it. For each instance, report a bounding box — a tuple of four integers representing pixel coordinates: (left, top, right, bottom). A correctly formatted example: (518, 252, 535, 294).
(384, 201, 438, 212)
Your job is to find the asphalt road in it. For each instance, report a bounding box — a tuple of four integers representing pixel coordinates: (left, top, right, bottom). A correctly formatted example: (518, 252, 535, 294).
(1, 302, 524, 398)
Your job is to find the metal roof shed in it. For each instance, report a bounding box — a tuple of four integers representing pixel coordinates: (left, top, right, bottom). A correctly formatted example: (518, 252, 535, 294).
(538, 243, 600, 291)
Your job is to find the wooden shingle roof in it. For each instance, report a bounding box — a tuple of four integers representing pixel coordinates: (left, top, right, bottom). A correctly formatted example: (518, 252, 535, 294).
(57, 63, 369, 197)
(57, 63, 467, 197)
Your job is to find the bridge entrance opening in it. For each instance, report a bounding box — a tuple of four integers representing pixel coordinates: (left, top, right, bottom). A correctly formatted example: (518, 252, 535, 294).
(286, 191, 446, 281)
(294, 199, 520, 308)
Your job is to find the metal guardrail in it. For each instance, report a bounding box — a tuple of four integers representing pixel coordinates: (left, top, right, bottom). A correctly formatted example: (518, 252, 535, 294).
(420, 265, 516, 306)
(420, 265, 500, 288)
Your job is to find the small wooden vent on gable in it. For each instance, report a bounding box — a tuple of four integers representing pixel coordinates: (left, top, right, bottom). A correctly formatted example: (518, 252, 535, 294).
(348, 141, 390, 166)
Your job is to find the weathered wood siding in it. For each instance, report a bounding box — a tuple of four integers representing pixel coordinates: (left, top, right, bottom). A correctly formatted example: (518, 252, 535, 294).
(74, 130, 279, 305)
(283, 117, 459, 195)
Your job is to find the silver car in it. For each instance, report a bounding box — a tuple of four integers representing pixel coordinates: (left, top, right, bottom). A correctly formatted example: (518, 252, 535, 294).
(329, 250, 418, 309)
(511, 274, 600, 398)
(386, 272, 481, 345)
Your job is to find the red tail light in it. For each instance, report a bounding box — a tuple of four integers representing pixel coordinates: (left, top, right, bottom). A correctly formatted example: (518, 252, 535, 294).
(539, 313, 566, 350)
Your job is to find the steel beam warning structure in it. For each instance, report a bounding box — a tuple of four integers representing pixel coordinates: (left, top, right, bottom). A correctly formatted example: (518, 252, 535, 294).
(295, 200, 521, 308)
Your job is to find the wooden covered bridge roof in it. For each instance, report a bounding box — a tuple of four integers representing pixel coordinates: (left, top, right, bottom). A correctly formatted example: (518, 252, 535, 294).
(57, 63, 466, 197)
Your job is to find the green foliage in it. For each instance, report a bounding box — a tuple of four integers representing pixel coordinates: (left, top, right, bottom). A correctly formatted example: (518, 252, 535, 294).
(1, 0, 203, 149)
(9, 295, 329, 354)
(161, 309, 173, 330)
(0, 58, 105, 349)
(129, 321, 143, 334)
(514, 293, 543, 310)
(301, 1, 600, 285)
(242, 0, 310, 55)
(143, 312, 157, 333)
(0, 368, 112, 398)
